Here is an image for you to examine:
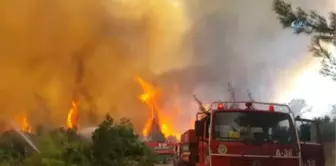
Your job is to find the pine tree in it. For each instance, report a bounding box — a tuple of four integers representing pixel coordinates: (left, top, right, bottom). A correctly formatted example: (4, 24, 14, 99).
(147, 117, 165, 142)
(273, 0, 336, 80)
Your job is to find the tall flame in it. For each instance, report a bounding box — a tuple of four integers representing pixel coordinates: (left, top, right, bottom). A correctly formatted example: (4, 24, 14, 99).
(136, 77, 157, 136)
(22, 117, 32, 133)
(136, 76, 180, 138)
(67, 101, 78, 129)
(14, 115, 32, 133)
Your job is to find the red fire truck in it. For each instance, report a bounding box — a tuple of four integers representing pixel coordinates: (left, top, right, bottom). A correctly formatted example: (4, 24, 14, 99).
(175, 130, 198, 166)
(145, 141, 176, 164)
(176, 100, 325, 166)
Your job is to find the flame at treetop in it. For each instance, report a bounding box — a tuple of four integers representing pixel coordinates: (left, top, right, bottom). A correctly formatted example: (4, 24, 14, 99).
(14, 115, 32, 133)
(22, 117, 31, 133)
(136, 77, 180, 139)
(67, 101, 78, 129)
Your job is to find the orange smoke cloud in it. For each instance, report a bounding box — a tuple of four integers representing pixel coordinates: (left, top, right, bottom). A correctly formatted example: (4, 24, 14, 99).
(0, 0, 189, 130)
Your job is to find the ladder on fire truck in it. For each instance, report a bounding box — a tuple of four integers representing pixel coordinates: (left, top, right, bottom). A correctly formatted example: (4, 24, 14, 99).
(228, 83, 254, 100)
(227, 83, 255, 109)
(195, 83, 295, 114)
(227, 83, 236, 109)
(247, 89, 254, 102)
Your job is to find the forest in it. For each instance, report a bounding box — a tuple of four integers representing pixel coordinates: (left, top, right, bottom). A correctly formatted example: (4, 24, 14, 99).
(0, 115, 158, 166)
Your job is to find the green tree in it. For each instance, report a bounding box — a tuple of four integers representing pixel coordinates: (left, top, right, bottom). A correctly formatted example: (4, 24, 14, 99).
(91, 115, 156, 166)
(0, 115, 156, 166)
(331, 104, 336, 115)
(314, 116, 336, 142)
(0, 131, 34, 165)
(24, 129, 90, 166)
(273, 0, 336, 79)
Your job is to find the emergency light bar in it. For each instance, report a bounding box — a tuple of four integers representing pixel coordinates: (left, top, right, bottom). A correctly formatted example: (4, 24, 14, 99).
(211, 101, 291, 114)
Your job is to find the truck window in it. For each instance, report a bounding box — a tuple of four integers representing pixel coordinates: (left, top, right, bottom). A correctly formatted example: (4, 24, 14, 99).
(213, 111, 295, 144)
(181, 144, 189, 152)
(155, 153, 175, 164)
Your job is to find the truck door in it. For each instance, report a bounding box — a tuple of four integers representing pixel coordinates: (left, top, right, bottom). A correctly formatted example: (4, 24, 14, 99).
(295, 118, 324, 166)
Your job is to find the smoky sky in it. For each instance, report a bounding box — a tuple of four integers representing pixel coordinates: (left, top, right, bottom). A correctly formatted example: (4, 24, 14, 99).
(156, 0, 334, 102)
(0, 0, 190, 130)
(150, 0, 335, 133)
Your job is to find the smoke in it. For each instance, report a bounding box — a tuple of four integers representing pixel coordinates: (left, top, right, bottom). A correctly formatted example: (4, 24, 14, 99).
(0, 0, 189, 130)
(154, 0, 334, 133)
(159, 0, 333, 98)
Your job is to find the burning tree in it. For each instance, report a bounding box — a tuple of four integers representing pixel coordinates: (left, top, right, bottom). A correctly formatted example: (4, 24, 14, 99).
(136, 77, 180, 141)
(66, 53, 98, 130)
(136, 77, 165, 141)
(67, 101, 79, 129)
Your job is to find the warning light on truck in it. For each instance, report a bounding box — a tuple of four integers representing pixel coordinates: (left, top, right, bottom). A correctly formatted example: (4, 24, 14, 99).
(269, 105, 275, 112)
(218, 103, 224, 110)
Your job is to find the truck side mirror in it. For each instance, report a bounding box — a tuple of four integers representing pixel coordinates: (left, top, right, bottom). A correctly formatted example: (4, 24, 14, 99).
(195, 120, 203, 137)
(300, 124, 311, 141)
(205, 117, 210, 138)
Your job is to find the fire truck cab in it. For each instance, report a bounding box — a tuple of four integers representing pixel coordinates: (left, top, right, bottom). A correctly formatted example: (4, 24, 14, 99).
(178, 101, 325, 166)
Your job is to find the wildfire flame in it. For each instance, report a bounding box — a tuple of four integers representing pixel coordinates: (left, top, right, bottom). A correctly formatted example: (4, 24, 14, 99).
(67, 101, 78, 129)
(22, 117, 32, 133)
(14, 115, 32, 133)
(136, 77, 180, 139)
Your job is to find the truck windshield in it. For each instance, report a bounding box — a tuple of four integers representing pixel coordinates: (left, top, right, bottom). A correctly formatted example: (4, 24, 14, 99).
(213, 111, 295, 144)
